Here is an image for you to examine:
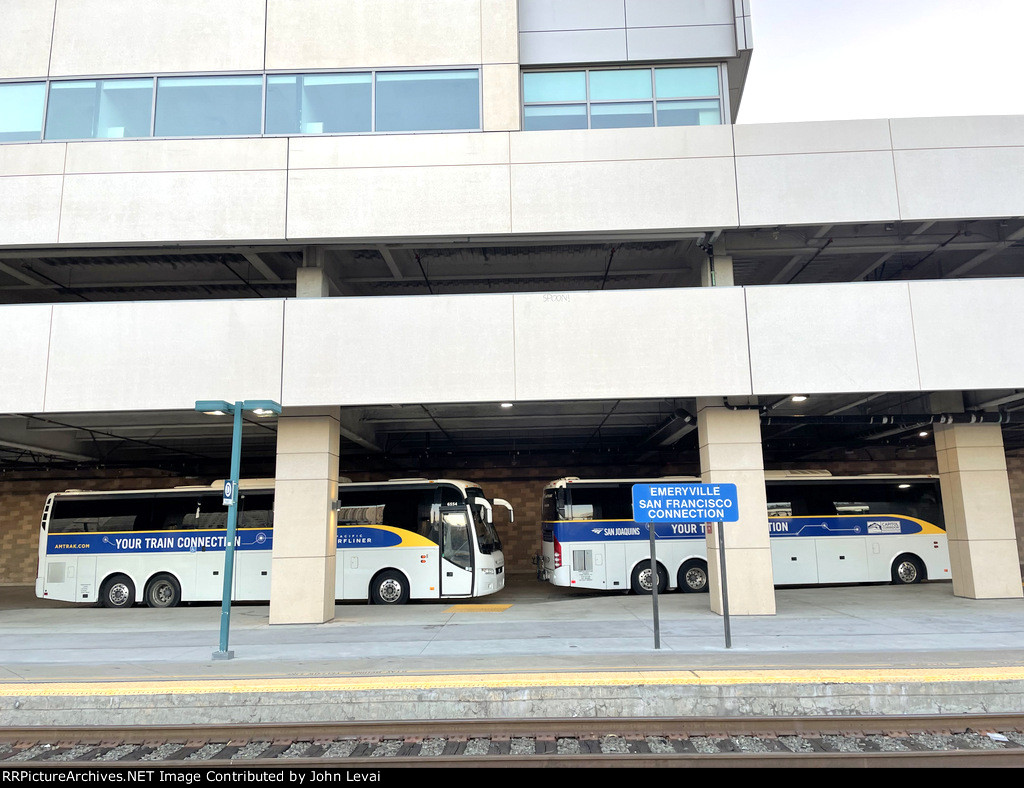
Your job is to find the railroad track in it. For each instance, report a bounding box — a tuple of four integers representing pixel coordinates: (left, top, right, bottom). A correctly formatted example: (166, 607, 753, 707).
(2, 716, 1024, 767)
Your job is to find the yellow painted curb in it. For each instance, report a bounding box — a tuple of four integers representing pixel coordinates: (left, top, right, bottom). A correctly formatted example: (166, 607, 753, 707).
(2, 667, 1024, 697)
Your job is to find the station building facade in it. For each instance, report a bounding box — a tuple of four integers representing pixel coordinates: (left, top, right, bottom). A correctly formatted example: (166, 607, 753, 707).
(1, 1, 1022, 620)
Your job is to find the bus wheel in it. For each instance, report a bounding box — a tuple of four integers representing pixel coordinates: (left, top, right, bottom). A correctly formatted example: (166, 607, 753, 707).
(892, 554, 925, 585)
(370, 570, 409, 605)
(100, 575, 135, 609)
(678, 559, 709, 593)
(145, 574, 181, 608)
(630, 563, 667, 595)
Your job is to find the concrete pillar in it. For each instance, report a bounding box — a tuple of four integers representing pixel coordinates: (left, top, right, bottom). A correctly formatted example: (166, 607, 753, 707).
(697, 398, 775, 615)
(269, 407, 341, 624)
(934, 422, 1023, 599)
(701, 253, 734, 287)
(297, 246, 330, 298)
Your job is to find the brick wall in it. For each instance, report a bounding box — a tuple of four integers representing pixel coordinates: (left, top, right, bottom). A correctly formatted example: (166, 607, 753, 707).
(3, 457, 1022, 584)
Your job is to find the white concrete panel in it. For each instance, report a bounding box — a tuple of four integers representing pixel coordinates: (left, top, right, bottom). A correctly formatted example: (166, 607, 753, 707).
(736, 151, 900, 227)
(894, 147, 1024, 221)
(288, 133, 509, 171)
(0, 175, 63, 245)
(518, 0, 626, 31)
(734, 119, 892, 156)
(266, 0, 482, 70)
(49, 0, 266, 76)
(519, 30, 628, 65)
(511, 156, 738, 234)
(513, 288, 751, 401)
(890, 115, 1024, 150)
(281, 295, 516, 406)
(44, 300, 285, 412)
(0, 305, 52, 412)
(746, 282, 920, 395)
(287, 165, 512, 240)
(511, 125, 734, 163)
(65, 138, 289, 175)
(0, 143, 66, 176)
(626, 0, 735, 26)
(483, 65, 521, 132)
(58, 170, 288, 244)
(0, 0, 55, 79)
(910, 279, 1024, 391)
(626, 25, 737, 60)
(481, 0, 520, 64)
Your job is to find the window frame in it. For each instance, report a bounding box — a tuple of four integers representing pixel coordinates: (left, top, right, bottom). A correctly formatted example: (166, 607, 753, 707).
(0, 66, 483, 144)
(521, 63, 727, 132)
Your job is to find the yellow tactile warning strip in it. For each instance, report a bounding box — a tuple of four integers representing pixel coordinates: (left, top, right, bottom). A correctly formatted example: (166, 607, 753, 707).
(444, 604, 512, 612)
(2, 667, 1024, 697)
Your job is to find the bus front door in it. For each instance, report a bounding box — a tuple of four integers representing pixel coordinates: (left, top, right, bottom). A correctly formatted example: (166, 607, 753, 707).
(439, 507, 474, 597)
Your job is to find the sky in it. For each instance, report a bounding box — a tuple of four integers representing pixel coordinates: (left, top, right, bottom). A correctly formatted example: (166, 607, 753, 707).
(737, 0, 1024, 124)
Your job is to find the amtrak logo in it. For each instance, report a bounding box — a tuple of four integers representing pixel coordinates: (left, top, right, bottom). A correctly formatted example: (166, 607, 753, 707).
(591, 528, 604, 535)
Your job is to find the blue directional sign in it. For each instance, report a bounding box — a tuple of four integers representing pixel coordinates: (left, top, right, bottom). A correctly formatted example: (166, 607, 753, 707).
(222, 479, 238, 507)
(631, 482, 739, 523)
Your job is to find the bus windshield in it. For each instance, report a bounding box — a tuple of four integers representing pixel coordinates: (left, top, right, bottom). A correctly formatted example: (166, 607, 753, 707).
(467, 486, 502, 554)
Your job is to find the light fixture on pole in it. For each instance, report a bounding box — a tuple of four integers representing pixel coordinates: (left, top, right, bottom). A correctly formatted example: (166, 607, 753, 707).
(195, 399, 281, 660)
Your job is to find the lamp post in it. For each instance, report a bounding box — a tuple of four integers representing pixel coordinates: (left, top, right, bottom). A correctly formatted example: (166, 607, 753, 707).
(195, 399, 281, 660)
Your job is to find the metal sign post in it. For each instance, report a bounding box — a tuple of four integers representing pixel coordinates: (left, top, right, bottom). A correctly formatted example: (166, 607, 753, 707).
(632, 482, 740, 650)
(648, 524, 660, 649)
(716, 521, 731, 649)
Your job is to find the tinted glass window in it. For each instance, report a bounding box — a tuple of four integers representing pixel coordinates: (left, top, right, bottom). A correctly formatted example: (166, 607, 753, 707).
(375, 70, 480, 131)
(266, 73, 371, 134)
(45, 78, 153, 140)
(523, 66, 722, 131)
(767, 481, 944, 528)
(239, 493, 274, 529)
(567, 484, 634, 520)
(0, 82, 45, 142)
(337, 487, 437, 536)
(49, 497, 148, 533)
(155, 75, 263, 137)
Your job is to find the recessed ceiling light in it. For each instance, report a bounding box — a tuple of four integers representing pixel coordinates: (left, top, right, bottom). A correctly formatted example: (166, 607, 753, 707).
(791, 395, 808, 402)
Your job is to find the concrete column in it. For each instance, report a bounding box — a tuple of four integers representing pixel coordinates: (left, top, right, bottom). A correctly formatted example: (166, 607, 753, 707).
(481, 0, 520, 131)
(269, 407, 341, 624)
(697, 398, 775, 615)
(934, 422, 1023, 599)
(297, 246, 330, 298)
(701, 253, 734, 287)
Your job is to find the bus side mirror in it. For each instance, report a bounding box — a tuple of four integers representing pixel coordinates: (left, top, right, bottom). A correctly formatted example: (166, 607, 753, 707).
(493, 498, 514, 523)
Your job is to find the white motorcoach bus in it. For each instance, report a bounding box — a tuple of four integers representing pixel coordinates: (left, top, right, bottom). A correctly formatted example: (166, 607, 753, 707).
(37, 478, 511, 608)
(541, 472, 950, 594)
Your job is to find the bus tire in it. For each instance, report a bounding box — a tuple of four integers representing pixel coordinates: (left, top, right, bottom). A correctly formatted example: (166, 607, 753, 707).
(370, 570, 409, 605)
(630, 562, 667, 595)
(145, 574, 181, 608)
(100, 575, 135, 609)
(891, 554, 925, 585)
(678, 559, 709, 593)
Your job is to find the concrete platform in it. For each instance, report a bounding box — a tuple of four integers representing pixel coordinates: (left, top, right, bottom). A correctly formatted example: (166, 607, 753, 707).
(1, 575, 1023, 726)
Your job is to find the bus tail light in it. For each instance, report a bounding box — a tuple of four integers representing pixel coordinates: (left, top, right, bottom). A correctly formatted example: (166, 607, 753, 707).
(554, 538, 562, 569)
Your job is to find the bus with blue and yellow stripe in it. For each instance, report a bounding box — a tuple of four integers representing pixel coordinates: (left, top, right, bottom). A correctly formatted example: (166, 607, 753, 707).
(541, 471, 950, 594)
(37, 478, 511, 608)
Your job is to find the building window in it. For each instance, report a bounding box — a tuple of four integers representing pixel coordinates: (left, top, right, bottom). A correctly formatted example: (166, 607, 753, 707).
(155, 75, 264, 137)
(44, 78, 154, 140)
(0, 82, 45, 142)
(266, 72, 372, 135)
(375, 70, 480, 132)
(522, 66, 723, 131)
(0, 68, 483, 143)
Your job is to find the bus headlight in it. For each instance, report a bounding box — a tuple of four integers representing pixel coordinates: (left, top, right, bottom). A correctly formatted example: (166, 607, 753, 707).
(481, 568, 495, 574)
